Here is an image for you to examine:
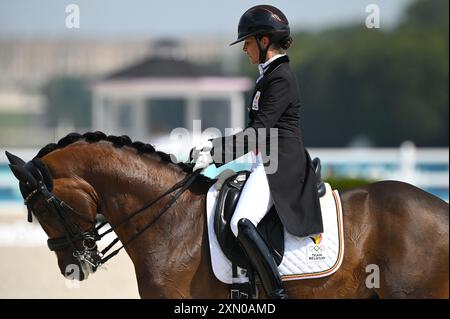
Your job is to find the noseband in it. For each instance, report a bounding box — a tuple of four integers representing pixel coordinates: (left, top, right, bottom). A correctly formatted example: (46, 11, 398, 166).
(24, 178, 102, 269)
(23, 162, 200, 270)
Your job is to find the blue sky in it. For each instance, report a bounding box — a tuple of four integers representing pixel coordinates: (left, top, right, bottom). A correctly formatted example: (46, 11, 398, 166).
(0, 0, 412, 39)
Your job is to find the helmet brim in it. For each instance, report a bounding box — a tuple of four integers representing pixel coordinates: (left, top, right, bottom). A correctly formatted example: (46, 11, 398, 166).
(229, 30, 262, 46)
(229, 38, 245, 46)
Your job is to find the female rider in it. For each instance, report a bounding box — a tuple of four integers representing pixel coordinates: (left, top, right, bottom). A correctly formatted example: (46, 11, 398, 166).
(191, 5, 323, 299)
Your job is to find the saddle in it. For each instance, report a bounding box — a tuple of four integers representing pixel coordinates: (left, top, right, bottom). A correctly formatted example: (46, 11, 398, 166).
(213, 156, 326, 273)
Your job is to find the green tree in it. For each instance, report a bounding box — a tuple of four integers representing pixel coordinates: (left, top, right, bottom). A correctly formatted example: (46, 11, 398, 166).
(297, 23, 448, 147)
(400, 0, 449, 30)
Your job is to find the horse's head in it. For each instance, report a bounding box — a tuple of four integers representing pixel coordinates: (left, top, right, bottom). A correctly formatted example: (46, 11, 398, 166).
(5, 151, 101, 281)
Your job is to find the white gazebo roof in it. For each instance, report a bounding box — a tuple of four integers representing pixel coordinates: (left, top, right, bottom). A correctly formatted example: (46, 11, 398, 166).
(91, 55, 253, 143)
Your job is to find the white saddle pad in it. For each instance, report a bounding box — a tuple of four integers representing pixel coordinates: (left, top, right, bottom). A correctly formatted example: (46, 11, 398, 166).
(206, 182, 344, 284)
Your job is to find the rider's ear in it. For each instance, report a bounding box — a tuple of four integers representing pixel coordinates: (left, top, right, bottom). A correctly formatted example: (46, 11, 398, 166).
(9, 164, 38, 189)
(261, 36, 270, 49)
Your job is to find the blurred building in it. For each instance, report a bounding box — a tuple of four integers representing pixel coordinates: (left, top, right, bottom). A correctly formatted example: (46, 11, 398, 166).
(0, 37, 236, 87)
(91, 41, 252, 142)
(0, 36, 241, 146)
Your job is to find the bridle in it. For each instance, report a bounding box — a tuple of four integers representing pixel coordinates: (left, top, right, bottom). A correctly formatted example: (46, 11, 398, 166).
(23, 163, 201, 270)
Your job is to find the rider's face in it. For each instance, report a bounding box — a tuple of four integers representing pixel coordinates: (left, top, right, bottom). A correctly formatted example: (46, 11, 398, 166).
(243, 37, 260, 65)
(243, 36, 271, 65)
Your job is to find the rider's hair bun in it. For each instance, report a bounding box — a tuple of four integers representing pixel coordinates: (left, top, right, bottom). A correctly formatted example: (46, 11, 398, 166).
(279, 36, 293, 50)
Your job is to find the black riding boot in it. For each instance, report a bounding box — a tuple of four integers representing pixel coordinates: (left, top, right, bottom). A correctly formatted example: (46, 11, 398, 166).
(237, 218, 288, 299)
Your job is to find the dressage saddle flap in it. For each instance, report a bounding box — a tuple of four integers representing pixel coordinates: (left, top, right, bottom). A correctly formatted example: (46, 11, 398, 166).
(213, 171, 284, 268)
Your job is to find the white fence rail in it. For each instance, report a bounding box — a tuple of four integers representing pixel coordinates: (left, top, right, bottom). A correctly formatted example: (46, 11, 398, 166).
(309, 143, 449, 190)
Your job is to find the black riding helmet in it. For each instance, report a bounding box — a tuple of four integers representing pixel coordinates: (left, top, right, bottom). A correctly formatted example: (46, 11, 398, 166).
(230, 5, 290, 63)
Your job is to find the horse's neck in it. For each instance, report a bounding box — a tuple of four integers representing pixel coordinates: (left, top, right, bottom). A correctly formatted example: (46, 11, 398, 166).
(46, 143, 204, 238)
(46, 143, 209, 296)
(82, 149, 208, 297)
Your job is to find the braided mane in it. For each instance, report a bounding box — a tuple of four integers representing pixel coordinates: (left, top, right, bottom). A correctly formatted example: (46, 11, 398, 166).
(36, 131, 194, 174)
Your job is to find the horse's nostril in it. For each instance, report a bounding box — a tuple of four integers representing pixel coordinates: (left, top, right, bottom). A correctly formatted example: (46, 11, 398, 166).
(63, 262, 85, 281)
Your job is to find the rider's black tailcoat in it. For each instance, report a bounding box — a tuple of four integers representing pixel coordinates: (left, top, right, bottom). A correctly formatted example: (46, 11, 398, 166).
(211, 55, 323, 236)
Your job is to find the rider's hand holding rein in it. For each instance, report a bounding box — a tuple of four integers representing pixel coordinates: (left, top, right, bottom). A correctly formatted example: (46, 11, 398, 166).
(190, 140, 213, 171)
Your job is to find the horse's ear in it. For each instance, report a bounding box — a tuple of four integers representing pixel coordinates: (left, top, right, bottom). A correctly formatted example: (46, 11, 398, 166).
(5, 151, 26, 166)
(8, 164, 38, 189)
(32, 157, 53, 191)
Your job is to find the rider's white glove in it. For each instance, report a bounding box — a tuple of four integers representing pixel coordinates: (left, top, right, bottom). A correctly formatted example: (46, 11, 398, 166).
(191, 140, 213, 162)
(191, 140, 213, 171)
(193, 151, 213, 172)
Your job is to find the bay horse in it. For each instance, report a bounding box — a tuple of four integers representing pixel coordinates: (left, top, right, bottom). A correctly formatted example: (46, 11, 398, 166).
(6, 132, 449, 298)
